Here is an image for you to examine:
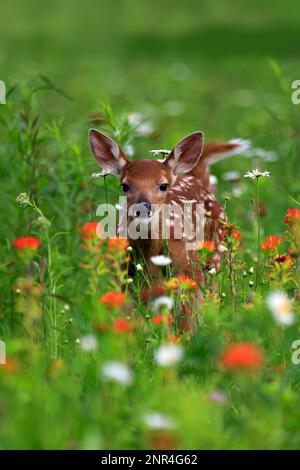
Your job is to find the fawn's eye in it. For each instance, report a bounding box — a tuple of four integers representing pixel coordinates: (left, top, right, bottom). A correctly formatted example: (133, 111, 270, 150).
(159, 183, 169, 192)
(121, 183, 130, 192)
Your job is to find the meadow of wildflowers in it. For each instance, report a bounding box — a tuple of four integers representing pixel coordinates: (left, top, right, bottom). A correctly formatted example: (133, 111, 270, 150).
(1, 0, 300, 451)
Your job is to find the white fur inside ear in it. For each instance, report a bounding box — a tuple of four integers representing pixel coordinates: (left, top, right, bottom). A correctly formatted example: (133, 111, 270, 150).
(111, 143, 120, 159)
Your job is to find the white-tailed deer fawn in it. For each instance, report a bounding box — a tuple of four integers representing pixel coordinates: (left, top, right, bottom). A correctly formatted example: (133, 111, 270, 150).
(89, 129, 246, 330)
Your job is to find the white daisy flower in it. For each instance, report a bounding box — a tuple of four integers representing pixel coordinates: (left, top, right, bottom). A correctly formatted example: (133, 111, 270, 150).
(136, 263, 143, 272)
(149, 149, 171, 157)
(91, 171, 107, 178)
(154, 344, 183, 367)
(152, 296, 174, 311)
(101, 361, 133, 385)
(150, 255, 172, 266)
(143, 412, 175, 430)
(244, 169, 270, 179)
(80, 334, 98, 352)
(266, 291, 295, 326)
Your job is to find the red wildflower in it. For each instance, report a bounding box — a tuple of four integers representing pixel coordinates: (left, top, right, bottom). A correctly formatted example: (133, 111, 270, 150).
(261, 235, 283, 251)
(13, 236, 40, 250)
(284, 209, 300, 226)
(199, 241, 216, 252)
(151, 314, 173, 325)
(177, 275, 198, 289)
(107, 238, 129, 251)
(171, 335, 181, 344)
(81, 222, 102, 241)
(232, 229, 242, 240)
(100, 291, 126, 309)
(113, 317, 130, 332)
(0, 357, 18, 372)
(220, 342, 264, 372)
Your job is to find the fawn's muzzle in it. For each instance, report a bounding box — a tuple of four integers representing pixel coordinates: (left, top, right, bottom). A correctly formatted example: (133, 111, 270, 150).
(133, 201, 153, 218)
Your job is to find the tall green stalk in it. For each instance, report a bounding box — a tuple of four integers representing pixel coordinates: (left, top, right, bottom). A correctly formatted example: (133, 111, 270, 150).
(255, 177, 261, 290)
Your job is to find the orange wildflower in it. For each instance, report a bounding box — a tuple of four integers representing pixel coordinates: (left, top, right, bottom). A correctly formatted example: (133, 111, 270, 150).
(284, 208, 300, 226)
(100, 291, 126, 309)
(261, 235, 283, 251)
(220, 342, 264, 372)
(81, 222, 102, 240)
(177, 275, 197, 289)
(113, 318, 130, 332)
(107, 238, 129, 251)
(13, 236, 40, 250)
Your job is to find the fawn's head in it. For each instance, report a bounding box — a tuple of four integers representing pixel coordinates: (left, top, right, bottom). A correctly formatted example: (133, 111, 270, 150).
(89, 129, 204, 219)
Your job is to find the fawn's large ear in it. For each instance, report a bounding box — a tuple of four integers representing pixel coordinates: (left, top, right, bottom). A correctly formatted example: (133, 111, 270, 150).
(165, 131, 204, 175)
(89, 129, 129, 176)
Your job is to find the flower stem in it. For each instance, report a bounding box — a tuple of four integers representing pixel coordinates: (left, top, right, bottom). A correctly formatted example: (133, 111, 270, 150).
(255, 177, 261, 290)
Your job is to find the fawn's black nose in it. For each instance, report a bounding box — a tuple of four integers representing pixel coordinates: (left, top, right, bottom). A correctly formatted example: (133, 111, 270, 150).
(135, 200, 152, 218)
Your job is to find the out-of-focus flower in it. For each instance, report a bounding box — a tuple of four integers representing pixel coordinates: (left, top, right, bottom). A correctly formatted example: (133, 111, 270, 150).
(16, 192, 30, 207)
(143, 412, 175, 430)
(150, 255, 172, 266)
(100, 292, 126, 309)
(208, 268, 216, 275)
(220, 342, 264, 371)
(0, 357, 18, 372)
(232, 229, 242, 241)
(198, 241, 216, 253)
(154, 344, 183, 367)
(266, 291, 294, 326)
(107, 237, 129, 251)
(244, 169, 270, 179)
(151, 314, 173, 325)
(101, 361, 133, 385)
(171, 335, 181, 344)
(249, 266, 254, 274)
(149, 149, 171, 157)
(177, 275, 197, 289)
(152, 296, 174, 312)
(209, 390, 228, 404)
(261, 235, 283, 251)
(13, 236, 40, 250)
(113, 318, 130, 332)
(75, 338, 81, 345)
(276, 255, 294, 269)
(81, 222, 103, 241)
(80, 334, 98, 352)
(136, 263, 143, 272)
(284, 208, 300, 226)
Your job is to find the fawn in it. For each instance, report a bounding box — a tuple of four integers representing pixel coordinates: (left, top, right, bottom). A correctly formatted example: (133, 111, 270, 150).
(89, 129, 245, 330)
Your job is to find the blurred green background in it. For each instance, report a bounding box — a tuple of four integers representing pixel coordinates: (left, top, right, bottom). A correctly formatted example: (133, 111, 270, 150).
(1, 0, 300, 235)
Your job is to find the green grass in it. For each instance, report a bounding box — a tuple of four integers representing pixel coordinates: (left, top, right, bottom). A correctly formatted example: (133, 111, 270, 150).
(1, 0, 300, 450)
